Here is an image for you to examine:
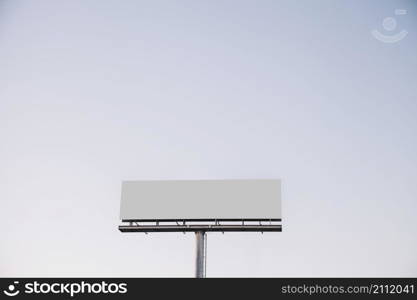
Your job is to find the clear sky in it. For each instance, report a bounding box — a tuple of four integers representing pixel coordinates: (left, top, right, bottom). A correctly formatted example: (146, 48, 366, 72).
(1, 0, 416, 277)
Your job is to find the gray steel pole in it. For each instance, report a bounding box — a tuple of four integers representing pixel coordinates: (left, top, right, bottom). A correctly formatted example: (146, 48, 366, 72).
(195, 231, 206, 278)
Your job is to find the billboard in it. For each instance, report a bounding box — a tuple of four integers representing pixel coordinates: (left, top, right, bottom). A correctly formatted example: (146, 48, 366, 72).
(120, 179, 281, 221)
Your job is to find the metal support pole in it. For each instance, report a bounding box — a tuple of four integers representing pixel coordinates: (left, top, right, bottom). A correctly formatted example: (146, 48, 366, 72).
(195, 231, 206, 278)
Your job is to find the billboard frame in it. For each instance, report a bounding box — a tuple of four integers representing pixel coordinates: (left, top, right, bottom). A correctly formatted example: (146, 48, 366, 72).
(118, 219, 282, 233)
(118, 179, 282, 277)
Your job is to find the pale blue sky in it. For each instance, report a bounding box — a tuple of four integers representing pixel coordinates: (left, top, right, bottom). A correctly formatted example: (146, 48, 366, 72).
(0, 0, 416, 276)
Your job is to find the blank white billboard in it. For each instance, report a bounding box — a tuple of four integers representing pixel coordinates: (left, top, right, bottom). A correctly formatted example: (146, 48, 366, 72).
(120, 179, 281, 220)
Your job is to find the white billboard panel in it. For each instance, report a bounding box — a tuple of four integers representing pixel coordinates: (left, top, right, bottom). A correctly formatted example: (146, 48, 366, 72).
(120, 179, 281, 220)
